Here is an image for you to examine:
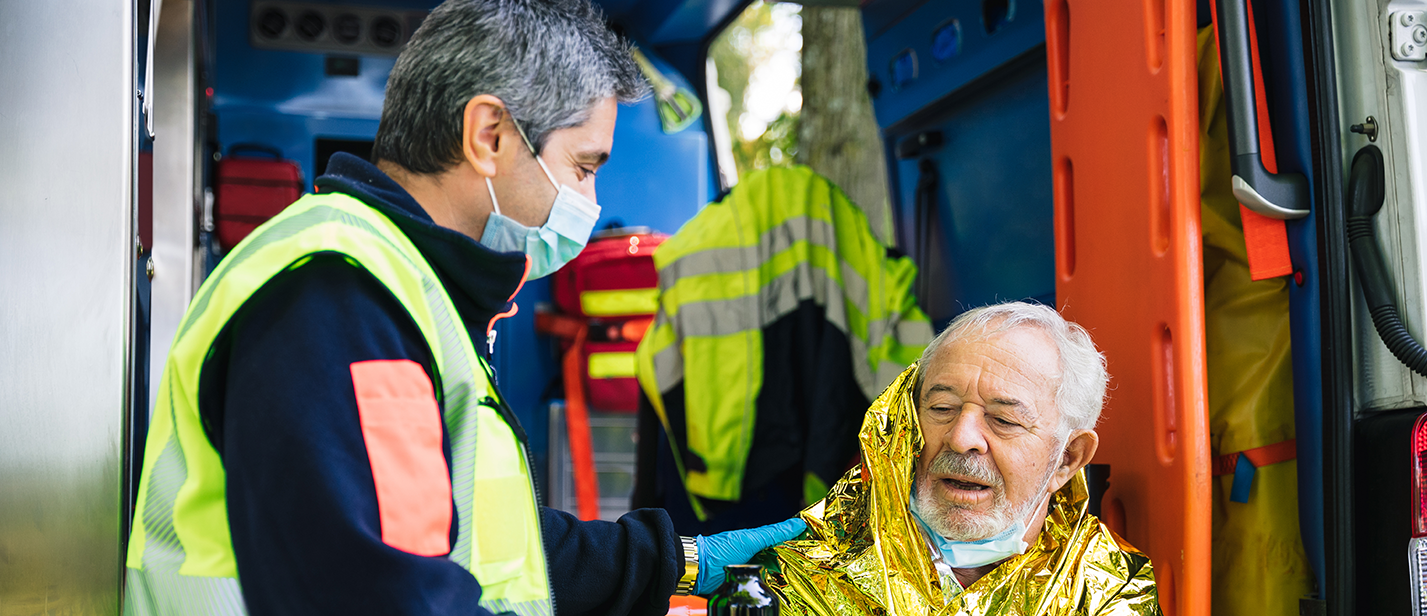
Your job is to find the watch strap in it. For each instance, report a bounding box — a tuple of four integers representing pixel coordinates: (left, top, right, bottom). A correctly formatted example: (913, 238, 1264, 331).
(675, 536, 699, 595)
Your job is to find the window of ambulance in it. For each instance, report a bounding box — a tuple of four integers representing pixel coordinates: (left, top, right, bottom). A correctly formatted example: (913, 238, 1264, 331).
(706, 0, 803, 188)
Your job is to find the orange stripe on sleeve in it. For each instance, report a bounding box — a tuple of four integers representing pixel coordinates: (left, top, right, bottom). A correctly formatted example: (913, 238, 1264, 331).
(350, 359, 453, 557)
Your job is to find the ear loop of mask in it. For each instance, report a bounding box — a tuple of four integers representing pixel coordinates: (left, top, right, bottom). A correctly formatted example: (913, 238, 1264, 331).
(485, 177, 502, 216)
(485, 111, 559, 216)
(509, 114, 560, 189)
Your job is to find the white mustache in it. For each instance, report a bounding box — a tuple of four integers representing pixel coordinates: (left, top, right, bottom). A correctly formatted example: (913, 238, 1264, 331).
(926, 450, 1003, 488)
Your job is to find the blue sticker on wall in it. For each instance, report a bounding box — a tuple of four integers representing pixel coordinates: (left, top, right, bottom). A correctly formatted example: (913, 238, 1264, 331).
(931, 19, 962, 63)
(890, 48, 918, 92)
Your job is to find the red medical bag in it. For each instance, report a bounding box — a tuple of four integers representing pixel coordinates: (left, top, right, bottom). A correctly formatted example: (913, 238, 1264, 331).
(536, 228, 665, 520)
(550, 228, 666, 412)
(214, 144, 304, 250)
(553, 229, 665, 319)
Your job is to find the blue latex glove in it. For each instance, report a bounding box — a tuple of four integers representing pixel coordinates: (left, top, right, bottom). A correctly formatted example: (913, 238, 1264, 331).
(695, 517, 807, 594)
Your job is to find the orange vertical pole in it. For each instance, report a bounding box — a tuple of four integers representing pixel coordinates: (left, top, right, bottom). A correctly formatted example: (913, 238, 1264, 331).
(1044, 1, 1210, 615)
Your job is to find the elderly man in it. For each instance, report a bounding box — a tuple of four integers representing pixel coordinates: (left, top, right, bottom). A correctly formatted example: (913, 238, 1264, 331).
(760, 301, 1160, 615)
(122, 1, 802, 615)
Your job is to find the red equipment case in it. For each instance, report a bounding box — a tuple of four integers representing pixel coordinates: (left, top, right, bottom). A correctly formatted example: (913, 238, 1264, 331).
(538, 227, 666, 521)
(551, 228, 666, 412)
(214, 144, 304, 250)
(553, 229, 664, 319)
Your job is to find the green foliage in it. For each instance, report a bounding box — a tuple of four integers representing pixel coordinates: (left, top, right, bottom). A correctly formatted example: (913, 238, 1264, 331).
(736, 111, 800, 172)
(708, 1, 802, 180)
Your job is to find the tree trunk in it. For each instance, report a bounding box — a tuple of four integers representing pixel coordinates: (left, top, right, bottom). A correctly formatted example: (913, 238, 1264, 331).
(797, 6, 894, 246)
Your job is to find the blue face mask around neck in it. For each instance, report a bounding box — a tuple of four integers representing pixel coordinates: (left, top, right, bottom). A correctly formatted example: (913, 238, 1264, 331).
(909, 492, 1043, 569)
(479, 120, 600, 280)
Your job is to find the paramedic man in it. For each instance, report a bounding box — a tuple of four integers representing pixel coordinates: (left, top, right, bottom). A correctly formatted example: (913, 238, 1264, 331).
(121, 0, 805, 614)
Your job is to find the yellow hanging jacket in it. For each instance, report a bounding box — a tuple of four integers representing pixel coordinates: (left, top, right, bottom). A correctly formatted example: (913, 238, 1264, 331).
(635, 166, 932, 517)
(756, 364, 1162, 616)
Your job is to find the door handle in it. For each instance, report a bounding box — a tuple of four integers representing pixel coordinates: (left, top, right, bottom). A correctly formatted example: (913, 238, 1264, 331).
(143, 0, 162, 139)
(1214, 0, 1309, 220)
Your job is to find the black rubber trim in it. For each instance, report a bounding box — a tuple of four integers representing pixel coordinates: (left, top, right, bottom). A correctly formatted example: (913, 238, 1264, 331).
(1301, 0, 1354, 611)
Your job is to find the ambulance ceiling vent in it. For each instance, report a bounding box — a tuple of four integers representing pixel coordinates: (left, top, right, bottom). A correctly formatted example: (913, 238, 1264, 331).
(250, 2, 426, 58)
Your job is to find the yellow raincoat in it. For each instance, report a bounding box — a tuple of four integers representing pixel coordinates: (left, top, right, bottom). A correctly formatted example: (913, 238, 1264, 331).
(754, 364, 1161, 615)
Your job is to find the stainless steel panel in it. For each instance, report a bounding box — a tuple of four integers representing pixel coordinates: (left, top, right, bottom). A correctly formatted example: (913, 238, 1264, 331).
(149, 0, 200, 416)
(0, 0, 136, 613)
(547, 403, 637, 522)
(1334, 0, 1427, 411)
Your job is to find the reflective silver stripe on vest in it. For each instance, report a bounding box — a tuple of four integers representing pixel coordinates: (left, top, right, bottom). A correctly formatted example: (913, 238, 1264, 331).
(650, 247, 899, 399)
(177, 206, 339, 342)
(656, 215, 872, 308)
(131, 201, 536, 613)
(126, 567, 245, 616)
(141, 378, 189, 572)
(648, 212, 899, 393)
(482, 597, 554, 616)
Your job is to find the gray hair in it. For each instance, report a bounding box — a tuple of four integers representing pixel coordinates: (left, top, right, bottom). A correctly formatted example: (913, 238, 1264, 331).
(917, 301, 1108, 436)
(372, 0, 650, 174)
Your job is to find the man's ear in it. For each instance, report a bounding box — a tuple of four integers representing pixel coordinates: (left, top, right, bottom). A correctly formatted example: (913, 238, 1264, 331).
(461, 94, 508, 179)
(1049, 429, 1099, 493)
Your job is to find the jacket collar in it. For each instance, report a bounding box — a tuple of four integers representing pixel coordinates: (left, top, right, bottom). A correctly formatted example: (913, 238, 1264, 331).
(314, 153, 528, 355)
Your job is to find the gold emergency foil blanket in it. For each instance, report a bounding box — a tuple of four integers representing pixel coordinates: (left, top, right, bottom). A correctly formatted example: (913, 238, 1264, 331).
(754, 365, 1161, 615)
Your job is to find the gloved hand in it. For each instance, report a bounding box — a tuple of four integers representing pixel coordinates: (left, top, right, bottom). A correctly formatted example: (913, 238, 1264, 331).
(695, 517, 807, 594)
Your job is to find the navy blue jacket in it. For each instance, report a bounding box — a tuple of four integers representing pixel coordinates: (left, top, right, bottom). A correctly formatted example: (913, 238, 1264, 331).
(196, 153, 682, 615)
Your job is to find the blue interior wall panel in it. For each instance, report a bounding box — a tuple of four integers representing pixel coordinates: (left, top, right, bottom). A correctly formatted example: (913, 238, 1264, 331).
(212, 0, 435, 178)
(1253, 0, 1326, 596)
(867, 0, 1052, 327)
(864, 0, 1045, 130)
(597, 0, 744, 46)
(212, 0, 713, 494)
(885, 59, 1054, 327)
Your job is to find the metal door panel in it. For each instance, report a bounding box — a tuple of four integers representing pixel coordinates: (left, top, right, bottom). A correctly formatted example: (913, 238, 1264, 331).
(1333, 0, 1427, 411)
(149, 0, 202, 416)
(0, 1, 136, 613)
(1044, 1, 1210, 614)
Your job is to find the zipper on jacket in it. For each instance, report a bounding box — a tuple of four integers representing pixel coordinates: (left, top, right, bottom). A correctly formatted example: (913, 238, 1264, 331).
(478, 360, 558, 615)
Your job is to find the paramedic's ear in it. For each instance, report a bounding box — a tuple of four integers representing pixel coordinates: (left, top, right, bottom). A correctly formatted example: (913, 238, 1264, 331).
(1049, 429, 1099, 494)
(461, 94, 507, 179)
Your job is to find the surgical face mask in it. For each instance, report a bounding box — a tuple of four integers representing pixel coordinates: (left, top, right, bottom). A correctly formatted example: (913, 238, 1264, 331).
(911, 494, 1043, 568)
(480, 119, 601, 279)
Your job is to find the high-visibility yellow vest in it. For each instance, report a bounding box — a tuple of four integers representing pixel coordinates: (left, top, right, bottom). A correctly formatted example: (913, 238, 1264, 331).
(123, 192, 551, 616)
(634, 166, 932, 516)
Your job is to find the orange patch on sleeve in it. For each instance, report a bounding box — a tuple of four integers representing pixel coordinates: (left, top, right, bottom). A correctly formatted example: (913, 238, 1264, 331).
(350, 359, 453, 556)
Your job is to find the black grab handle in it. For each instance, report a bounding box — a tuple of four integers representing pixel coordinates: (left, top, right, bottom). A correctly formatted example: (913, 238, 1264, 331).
(1213, 0, 1310, 219)
(1345, 145, 1427, 377)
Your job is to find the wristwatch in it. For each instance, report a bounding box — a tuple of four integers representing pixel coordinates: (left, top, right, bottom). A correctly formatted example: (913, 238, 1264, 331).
(675, 536, 699, 595)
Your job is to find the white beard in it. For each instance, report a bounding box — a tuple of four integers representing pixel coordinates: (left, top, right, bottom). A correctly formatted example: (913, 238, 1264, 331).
(912, 445, 1063, 542)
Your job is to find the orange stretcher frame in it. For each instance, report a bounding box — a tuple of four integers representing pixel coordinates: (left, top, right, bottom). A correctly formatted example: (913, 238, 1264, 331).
(1044, 1, 1210, 615)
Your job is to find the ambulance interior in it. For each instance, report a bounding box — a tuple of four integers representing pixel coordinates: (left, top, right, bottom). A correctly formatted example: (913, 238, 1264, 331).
(8, 0, 1427, 613)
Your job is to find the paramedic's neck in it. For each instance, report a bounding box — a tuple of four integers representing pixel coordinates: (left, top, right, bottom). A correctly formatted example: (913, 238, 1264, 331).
(950, 500, 1050, 588)
(378, 159, 492, 240)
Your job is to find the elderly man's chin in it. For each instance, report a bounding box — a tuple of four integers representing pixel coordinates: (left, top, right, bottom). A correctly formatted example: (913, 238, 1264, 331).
(913, 478, 1015, 542)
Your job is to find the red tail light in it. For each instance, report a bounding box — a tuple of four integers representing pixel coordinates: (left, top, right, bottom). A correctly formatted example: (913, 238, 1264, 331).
(1412, 415, 1427, 616)
(1415, 413, 1427, 537)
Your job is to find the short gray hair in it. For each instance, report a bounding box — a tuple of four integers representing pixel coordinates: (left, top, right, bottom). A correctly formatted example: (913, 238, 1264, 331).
(917, 301, 1108, 435)
(372, 0, 649, 174)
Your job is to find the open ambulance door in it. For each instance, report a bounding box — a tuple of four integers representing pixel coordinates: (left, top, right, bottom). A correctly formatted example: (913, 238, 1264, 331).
(1044, 2, 1210, 615)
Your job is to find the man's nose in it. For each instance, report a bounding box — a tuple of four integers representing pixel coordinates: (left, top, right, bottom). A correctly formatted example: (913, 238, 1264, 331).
(945, 407, 989, 455)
